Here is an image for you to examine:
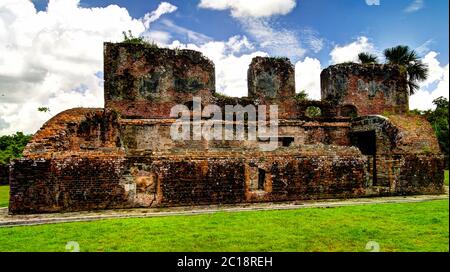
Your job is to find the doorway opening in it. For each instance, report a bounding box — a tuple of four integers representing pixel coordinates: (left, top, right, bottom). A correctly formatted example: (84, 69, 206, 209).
(351, 130, 378, 186)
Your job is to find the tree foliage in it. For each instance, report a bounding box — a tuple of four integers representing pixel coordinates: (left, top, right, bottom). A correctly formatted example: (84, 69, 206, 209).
(384, 45, 429, 95)
(358, 52, 378, 64)
(411, 97, 449, 157)
(425, 97, 449, 157)
(0, 132, 32, 164)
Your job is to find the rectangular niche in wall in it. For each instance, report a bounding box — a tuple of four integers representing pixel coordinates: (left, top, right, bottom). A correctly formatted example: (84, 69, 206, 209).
(258, 168, 266, 190)
(279, 137, 295, 147)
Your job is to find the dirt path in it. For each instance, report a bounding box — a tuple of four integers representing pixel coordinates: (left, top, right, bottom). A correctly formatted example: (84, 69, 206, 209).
(1, 191, 448, 227)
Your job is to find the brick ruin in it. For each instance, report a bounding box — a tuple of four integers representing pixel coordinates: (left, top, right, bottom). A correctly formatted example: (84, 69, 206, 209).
(8, 43, 445, 214)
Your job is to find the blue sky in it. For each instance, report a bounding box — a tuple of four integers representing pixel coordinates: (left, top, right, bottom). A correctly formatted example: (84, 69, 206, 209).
(0, 0, 448, 134)
(32, 0, 449, 64)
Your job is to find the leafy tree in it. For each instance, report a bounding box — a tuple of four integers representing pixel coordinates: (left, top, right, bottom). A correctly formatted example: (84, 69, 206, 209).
(358, 52, 378, 64)
(424, 97, 449, 158)
(0, 132, 33, 164)
(384, 45, 429, 95)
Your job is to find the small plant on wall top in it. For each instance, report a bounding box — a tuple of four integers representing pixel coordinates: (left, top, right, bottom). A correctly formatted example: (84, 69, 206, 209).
(122, 30, 158, 49)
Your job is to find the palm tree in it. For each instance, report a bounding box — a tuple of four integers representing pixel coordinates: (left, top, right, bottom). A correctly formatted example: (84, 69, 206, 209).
(358, 52, 378, 64)
(384, 45, 429, 95)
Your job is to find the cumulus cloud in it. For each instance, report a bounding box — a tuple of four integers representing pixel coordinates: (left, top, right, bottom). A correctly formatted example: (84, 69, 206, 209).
(404, 0, 424, 13)
(198, 0, 296, 18)
(329, 36, 377, 64)
(409, 52, 449, 111)
(198, 0, 306, 59)
(0, 0, 168, 135)
(169, 36, 267, 97)
(142, 2, 177, 28)
(295, 57, 322, 100)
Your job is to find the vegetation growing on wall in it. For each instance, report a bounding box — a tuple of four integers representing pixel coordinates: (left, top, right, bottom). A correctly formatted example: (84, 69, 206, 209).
(121, 30, 158, 48)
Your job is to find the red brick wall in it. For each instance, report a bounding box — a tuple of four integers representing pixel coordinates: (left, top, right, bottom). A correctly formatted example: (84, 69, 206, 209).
(321, 63, 409, 116)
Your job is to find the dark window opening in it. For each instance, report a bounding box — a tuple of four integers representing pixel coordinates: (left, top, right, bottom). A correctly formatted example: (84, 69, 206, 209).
(279, 137, 295, 147)
(258, 168, 266, 190)
(341, 105, 358, 118)
(350, 130, 378, 186)
(184, 101, 194, 111)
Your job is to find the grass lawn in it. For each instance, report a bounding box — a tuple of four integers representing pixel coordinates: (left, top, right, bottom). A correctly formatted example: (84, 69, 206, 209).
(0, 185, 8, 208)
(0, 200, 448, 252)
(445, 170, 449, 186)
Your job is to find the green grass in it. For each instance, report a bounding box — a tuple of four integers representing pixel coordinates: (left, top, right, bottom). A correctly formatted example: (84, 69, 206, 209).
(0, 200, 448, 252)
(445, 170, 449, 186)
(0, 185, 8, 208)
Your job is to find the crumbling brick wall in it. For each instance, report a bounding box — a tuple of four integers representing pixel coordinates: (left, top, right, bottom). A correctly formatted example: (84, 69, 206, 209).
(9, 156, 129, 214)
(9, 147, 367, 214)
(23, 108, 122, 158)
(8, 43, 445, 214)
(321, 63, 409, 116)
(351, 115, 444, 194)
(104, 43, 215, 118)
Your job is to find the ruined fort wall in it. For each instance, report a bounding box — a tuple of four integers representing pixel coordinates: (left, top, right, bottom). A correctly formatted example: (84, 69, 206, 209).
(9, 147, 367, 214)
(104, 43, 215, 119)
(118, 119, 352, 151)
(351, 115, 444, 195)
(321, 63, 409, 116)
(8, 43, 445, 214)
(23, 108, 122, 158)
(9, 156, 129, 214)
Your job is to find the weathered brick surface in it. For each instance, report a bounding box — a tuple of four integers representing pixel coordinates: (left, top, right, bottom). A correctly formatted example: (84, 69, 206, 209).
(104, 43, 215, 118)
(9, 157, 129, 214)
(8, 43, 445, 214)
(321, 63, 409, 115)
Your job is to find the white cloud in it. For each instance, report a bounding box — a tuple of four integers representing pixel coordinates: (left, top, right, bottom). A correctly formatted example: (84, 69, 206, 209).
(365, 0, 380, 6)
(0, 0, 165, 135)
(0, 0, 273, 136)
(409, 52, 449, 111)
(295, 57, 322, 100)
(415, 39, 434, 55)
(329, 36, 377, 64)
(198, 0, 296, 18)
(404, 0, 424, 13)
(238, 17, 305, 59)
(142, 2, 177, 28)
(169, 36, 268, 97)
(158, 19, 212, 44)
(143, 30, 172, 44)
(198, 0, 304, 59)
(302, 28, 324, 53)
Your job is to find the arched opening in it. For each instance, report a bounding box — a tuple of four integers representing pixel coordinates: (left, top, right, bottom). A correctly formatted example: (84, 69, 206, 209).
(341, 105, 358, 118)
(305, 106, 322, 118)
